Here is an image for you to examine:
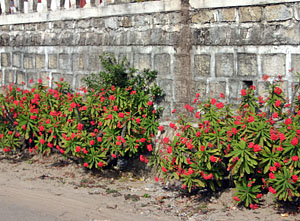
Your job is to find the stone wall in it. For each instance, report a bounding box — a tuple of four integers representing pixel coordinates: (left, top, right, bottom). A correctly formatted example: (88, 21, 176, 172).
(0, 0, 300, 118)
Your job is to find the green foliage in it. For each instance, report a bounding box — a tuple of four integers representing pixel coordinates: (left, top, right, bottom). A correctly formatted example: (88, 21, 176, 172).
(0, 53, 163, 171)
(153, 75, 300, 209)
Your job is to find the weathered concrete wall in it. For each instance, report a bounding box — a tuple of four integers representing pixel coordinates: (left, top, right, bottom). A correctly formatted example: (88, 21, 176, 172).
(0, 0, 300, 118)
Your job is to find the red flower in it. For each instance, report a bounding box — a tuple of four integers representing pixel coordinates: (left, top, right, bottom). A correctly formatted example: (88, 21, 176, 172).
(274, 87, 282, 95)
(97, 137, 102, 142)
(216, 102, 224, 109)
(97, 162, 104, 167)
(253, 144, 262, 152)
(75, 146, 81, 153)
(269, 186, 276, 194)
(233, 196, 240, 202)
(155, 177, 159, 182)
(272, 112, 278, 118)
(70, 102, 76, 109)
(109, 95, 116, 101)
(171, 109, 176, 113)
(136, 118, 141, 124)
(211, 98, 216, 105)
(112, 154, 116, 158)
(256, 193, 263, 199)
(285, 118, 292, 125)
(270, 133, 278, 141)
(163, 137, 169, 143)
(108, 114, 113, 120)
(292, 175, 298, 183)
(262, 75, 269, 81)
(291, 137, 298, 146)
(241, 89, 246, 96)
(83, 162, 88, 167)
(147, 101, 153, 106)
(147, 144, 153, 152)
(250, 204, 258, 210)
(161, 166, 167, 172)
(169, 123, 175, 128)
(291, 155, 299, 161)
(22, 125, 26, 130)
(158, 125, 164, 131)
(90, 140, 95, 145)
(269, 173, 275, 179)
(220, 93, 225, 98)
(209, 155, 217, 162)
(275, 100, 281, 108)
(118, 112, 125, 118)
(204, 173, 213, 180)
(40, 138, 45, 144)
(77, 123, 83, 131)
(248, 116, 254, 122)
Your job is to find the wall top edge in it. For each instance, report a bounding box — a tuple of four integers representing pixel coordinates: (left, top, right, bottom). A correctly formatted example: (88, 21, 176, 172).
(189, 0, 300, 9)
(0, 0, 299, 25)
(0, 0, 181, 25)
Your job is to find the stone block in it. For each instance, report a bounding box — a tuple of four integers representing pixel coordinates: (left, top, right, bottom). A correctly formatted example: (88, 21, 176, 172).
(27, 72, 37, 87)
(77, 19, 90, 29)
(257, 81, 269, 98)
(174, 54, 190, 77)
(24, 54, 34, 69)
(154, 54, 170, 77)
(1, 53, 11, 67)
(265, 5, 292, 21)
(219, 8, 236, 22)
(194, 54, 210, 77)
(295, 3, 300, 21)
(52, 73, 61, 85)
(118, 53, 131, 63)
(175, 79, 189, 102)
(134, 53, 151, 70)
(75, 74, 86, 89)
(5, 70, 14, 84)
(0, 70, 2, 86)
(121, 16, 132, 27)
(48, 54, 57, 69)
(0, 33, 10, 46)
(62, 74, 74, 87)
(228, 80, 240, 100)
(24, 24, 36, 31)
(192, 80, 207, 99)
(39, 72, 50, 86)
(59, 53, 71, 70)
(35, 54, 45, 69)
(61, 31, 75, 45)
(215, 53, 234, 77)
(157, 79, 173, 100)
(160, 101, 172, 118)
(240, 6, 262, 22)
(16, 71, 25, 85)
(91, 18, 105, 29)
(262, 54, 286, 77)
(36, 23, 48, 31)
(12, 53, 21, 68)
(150, 28, 167, 45)
(192, 10, 215, 23)
(209, 81, 226, 98)
(87, 54, 102, 71)
(79, 32, 87, 46)
(291, 54, 300, 74)
(168, 12, 182, 25)
(237, 53, 257, 76)
(72, 54, 85, 71)
(105, 17, 118, 29)
(153, 13, 169, 25)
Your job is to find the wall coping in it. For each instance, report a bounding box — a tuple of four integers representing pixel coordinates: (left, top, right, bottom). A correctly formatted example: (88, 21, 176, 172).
(190, 0, 300, 9)
(0, 0, 299, 25)
(0, 0, 181, 25)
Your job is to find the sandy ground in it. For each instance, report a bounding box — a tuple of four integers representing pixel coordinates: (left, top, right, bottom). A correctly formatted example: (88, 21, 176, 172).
(0, 153, 299, 221)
